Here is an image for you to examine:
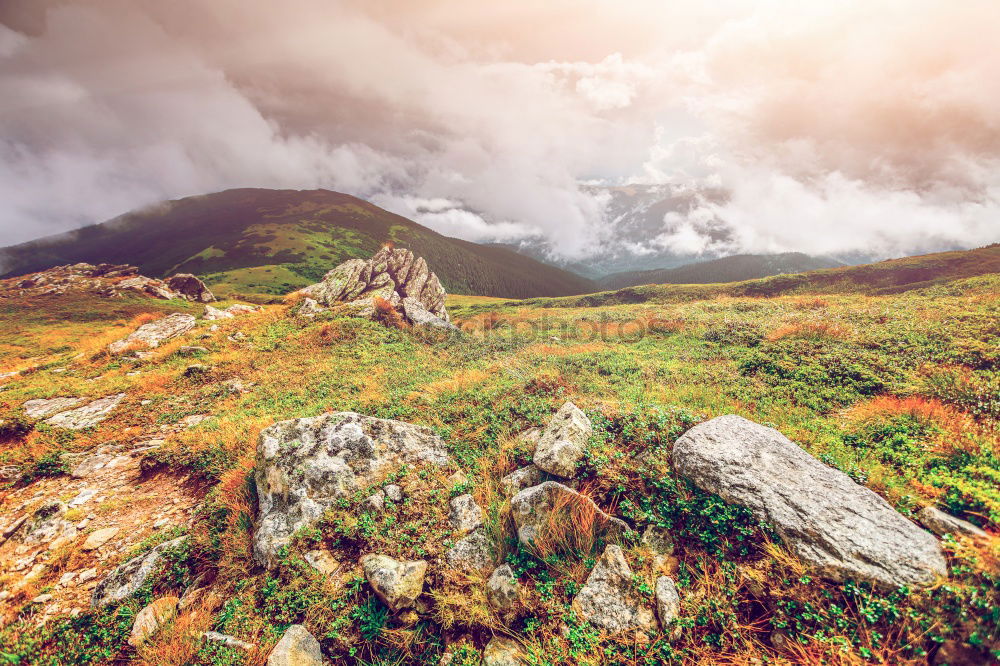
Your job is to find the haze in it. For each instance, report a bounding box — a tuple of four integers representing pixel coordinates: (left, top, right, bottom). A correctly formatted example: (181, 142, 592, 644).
(1, 0, 998, 260)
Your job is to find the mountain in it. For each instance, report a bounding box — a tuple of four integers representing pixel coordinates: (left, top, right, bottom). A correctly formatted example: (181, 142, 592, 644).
(537, 244, 1000, 308)
(598, 252, 844, 289)
(0, 189, 596, 298)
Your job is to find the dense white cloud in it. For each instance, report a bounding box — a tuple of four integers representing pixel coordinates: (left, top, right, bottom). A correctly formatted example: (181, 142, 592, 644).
(0, 0, 997, 261)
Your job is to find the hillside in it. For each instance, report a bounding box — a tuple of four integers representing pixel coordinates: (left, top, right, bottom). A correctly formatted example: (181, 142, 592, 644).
(529, 244, 1000, 308)
(0, 189, 596, 299)
(0, 255, 996, 665)
(598, 252, 843, 289)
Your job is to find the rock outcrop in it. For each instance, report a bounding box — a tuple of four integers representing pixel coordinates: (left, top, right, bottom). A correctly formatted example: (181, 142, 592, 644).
(361, 554, 427, 612)
(573, 545, 656, 633)
(533, 402, 591, 479)
(302, 248, 454, 328)
(672, 415, 947, 588)
(253, 412, 450, 567)
(1, 263, 214, 301)
(510, 481, 629, 549)
(165, 274, 215, 302)
(43, 394, 125, 430)
(23, 396, 84, 419)
(108, 313, 196, 354)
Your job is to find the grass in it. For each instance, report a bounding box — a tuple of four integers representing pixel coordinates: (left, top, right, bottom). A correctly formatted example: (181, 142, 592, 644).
(0, 266, 997, 664)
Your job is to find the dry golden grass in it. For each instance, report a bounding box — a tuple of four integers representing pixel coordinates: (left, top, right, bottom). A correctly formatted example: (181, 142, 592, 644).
(373, 296, 409, 330)
(766, 321, 851, 342)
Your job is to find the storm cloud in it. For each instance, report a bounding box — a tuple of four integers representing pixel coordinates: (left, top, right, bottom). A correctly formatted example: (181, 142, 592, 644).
(1, 0, 997, 259)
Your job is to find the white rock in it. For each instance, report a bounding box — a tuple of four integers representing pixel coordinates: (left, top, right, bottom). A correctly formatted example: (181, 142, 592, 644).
(533, 402, 591, 479)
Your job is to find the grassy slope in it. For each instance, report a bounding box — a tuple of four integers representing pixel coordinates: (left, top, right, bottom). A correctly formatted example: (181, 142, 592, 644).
(598, 252, 843, 290)
(0, 257, 997, 663)
(0, 189, 597, 299)
(530, 243, 1000, 308)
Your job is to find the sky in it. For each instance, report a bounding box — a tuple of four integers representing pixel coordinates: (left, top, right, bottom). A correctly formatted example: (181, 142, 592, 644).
(0, 0, 998, 260)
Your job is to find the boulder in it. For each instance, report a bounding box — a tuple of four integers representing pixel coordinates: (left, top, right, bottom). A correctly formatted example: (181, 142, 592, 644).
(165, 274, 215, 302)
(655, 576, 681, 629)
(303, 248, 451, 324)
(22, 396, 83, 419)
(109, 313, 196, 354)
(499, 465, 545, 498)
(253, 412, 450, 567)
(445, 529, 494, 573)
(482, 636, 526, 666)
(533, 402, 591, 479)
(44, 394, 125, 430)
(486, 564, 520, 610)
(296, 298, 325, 318)
(92, 537, 187, 608)
(267, 624, 322, 666)
(128, 596, 179, 646)
(510, 481, 629, 549)
(573, 545, 655, 633)
(672, 415, 947, 588)
(449, 494, 484, 534)
(361, 554, 427, 612)
(917, 506, 988, 539)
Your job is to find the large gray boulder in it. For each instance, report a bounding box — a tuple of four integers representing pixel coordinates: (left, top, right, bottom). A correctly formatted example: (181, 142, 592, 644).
(510, 481, 629, 549)
(573, 545, 656, 633)
(108, 313, 196, 354)
(303, 248, 450, 323)
(253, 412, 450, 567)
(92, 537, 187, 608)
(672, 415, 947, 588)
(532, 402, 591, 479)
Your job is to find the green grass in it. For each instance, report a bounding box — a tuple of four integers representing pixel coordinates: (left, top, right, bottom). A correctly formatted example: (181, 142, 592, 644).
(0, 262, 997, 664)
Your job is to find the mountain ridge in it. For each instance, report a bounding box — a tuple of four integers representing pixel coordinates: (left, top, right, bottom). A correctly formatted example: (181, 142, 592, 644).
(598, 252, 844, 289)
(0, 188, 597, 299)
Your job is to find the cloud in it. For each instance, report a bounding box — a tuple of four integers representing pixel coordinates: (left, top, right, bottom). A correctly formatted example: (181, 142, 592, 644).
(0, 0, 997, 262)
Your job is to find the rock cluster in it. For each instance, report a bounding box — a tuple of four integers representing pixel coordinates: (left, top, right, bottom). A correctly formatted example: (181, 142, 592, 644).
(1, 263, 214, 302)
(302, 248, 454, 329)
(253, 411, 451, 567)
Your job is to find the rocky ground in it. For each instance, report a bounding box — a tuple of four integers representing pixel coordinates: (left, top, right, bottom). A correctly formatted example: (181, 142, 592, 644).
(0, 251, 996, 665)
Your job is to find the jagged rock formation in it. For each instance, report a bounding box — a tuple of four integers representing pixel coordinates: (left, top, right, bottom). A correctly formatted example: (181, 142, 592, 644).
(0, 262, 214, 301)
(673, 415, 948, 588)
(253, 412, 451, 567)
(302, 248, 454, 328)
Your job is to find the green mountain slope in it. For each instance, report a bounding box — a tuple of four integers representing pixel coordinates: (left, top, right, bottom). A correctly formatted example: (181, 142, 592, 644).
(598, 252, 843, 289)
(525, 244, 1000, 307)
(0, 188, 597, 298)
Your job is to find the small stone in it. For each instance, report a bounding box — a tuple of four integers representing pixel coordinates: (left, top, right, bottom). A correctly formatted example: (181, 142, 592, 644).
(448, 494, 484, 534)
(178, 346, 208, 356)
(384, 484, 404, 502)
(304, 549, 340, 576)
(77, 567, 98, 583)
(153, 518, 169, 529)
(31, 593, 53, 604)
(267, 624, 322, 666)
(500, 465, 544, 497)
(533, 402, 591, 479)
(917, 506, 989, 539)
(361, 554, 427, 612)
(483, 636, 526, 666)
(486, 564, 520, 610)
(362, 491, 386, 513)
(203, 631, 255, 651)
(447, 470, 469, 487)
(58, 571, 77, 586)
(70, 488, 98, 507)
(641, 526, 674, 556)
(129, 596, 179, 647)
(81, 527, 117, 552)
(573, 545, 655, 633)
(445, 529, 494, 573)
(655, 576, 681, 629)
